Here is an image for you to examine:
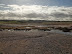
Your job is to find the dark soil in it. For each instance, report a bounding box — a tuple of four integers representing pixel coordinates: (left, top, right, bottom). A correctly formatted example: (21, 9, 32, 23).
(0, 31, 72, 54)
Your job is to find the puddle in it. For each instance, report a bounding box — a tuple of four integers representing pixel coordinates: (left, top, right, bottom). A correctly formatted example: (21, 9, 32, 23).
(46, 30, 72, 35)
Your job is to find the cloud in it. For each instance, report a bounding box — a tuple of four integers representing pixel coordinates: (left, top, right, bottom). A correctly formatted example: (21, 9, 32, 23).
(0, 6, 3, 7)
(0, 4, 5, 6)
(0, 4, 72, 21)
(0, 4, 10, 9)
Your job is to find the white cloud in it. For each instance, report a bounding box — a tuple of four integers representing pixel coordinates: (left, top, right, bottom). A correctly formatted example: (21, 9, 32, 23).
(0, 4, 72, 21)
(3, 7, 10, 8)
(0, 4, 10, 9)
(0, 4, 5, 6)
(0, 6, 3, 7)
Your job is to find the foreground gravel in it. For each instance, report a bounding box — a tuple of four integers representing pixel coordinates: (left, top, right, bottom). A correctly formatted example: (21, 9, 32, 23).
(0, 30, 72, 54)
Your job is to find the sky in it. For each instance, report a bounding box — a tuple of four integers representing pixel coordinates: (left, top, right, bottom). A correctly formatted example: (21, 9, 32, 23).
(0, 0, 72, 21)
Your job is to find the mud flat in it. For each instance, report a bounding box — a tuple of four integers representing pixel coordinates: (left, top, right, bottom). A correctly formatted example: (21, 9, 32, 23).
(0, 30, 72, 54)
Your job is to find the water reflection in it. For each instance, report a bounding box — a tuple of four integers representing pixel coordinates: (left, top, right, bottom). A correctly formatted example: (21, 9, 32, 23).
(47, 30, 72, 35)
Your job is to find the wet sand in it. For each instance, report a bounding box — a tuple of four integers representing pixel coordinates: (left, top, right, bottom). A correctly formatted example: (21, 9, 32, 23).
(0, 30, 72, 54)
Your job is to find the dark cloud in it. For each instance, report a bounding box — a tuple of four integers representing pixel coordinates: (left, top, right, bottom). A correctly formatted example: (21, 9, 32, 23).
(51, 12, 69, 18)
(24, 13, 49, 18)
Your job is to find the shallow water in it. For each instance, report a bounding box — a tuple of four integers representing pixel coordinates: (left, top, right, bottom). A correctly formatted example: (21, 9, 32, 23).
(47, 30, 72, 35)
